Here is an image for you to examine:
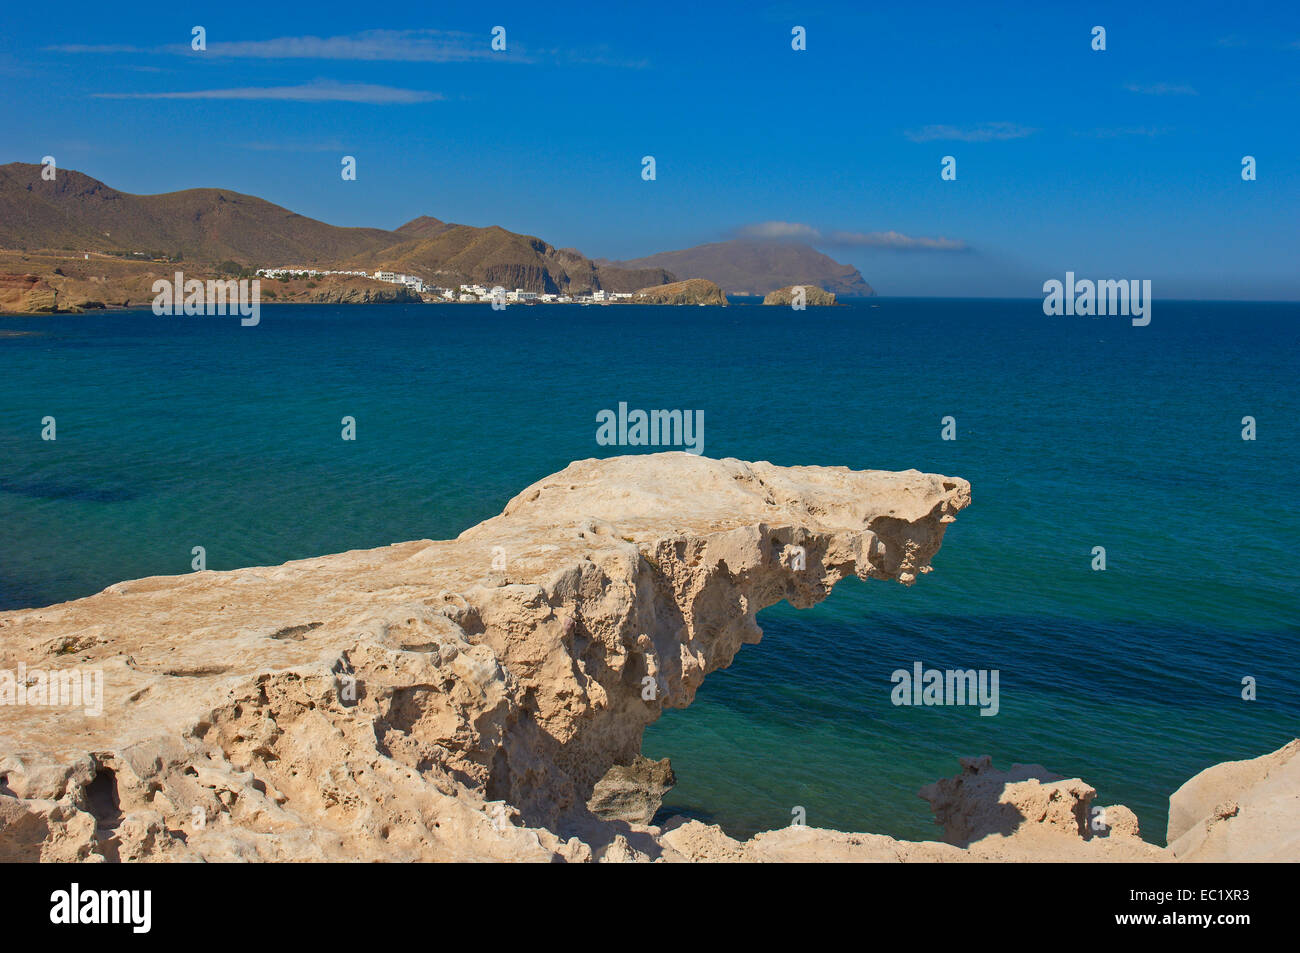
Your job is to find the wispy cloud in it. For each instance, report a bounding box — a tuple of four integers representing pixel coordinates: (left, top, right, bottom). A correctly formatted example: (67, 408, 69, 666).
(733, 221, 821, 241)
(46, 28, 648, 66)
(1124, 82, 1198, 96)
(733, 222, 967, 251)
(204, 29, 503, 62)
(93, 79, 441, 104)
(49, 29, 505, 62)
(904, 122, 1034, 143)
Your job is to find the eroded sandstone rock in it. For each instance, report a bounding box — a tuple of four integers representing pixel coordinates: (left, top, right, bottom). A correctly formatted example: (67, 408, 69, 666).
(0, 273, 57, 313)
(1167, 739, 1300, 862)
(0, 454, 969, 861)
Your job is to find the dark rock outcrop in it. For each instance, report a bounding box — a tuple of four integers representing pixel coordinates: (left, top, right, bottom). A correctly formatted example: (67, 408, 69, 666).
(588, 757, 676, 825)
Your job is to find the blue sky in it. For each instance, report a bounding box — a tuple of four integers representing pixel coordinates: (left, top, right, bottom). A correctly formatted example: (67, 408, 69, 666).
(2, 0, 1297, 297)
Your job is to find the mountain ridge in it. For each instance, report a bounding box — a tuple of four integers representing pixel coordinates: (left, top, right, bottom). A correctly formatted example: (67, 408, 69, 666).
(0, 163, 670, 294)
(0, 163, 873, 297)
(606, 239, 875, 296)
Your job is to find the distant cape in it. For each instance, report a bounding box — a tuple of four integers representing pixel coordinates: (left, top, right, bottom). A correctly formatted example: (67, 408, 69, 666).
(603, 239, 875, 296)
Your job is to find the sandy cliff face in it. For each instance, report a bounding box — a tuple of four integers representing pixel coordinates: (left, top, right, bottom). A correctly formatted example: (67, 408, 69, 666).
(0, 274, 57, 313)
(1165, 739, 1300, 862)
(0, 454, 1292, 862)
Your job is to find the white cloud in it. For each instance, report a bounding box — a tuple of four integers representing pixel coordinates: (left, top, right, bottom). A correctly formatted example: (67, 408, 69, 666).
(47, 29, 651, 66)
(93, 80, 442, 104)
(733, 221, 822, 240)
(50, 30, 501, 62)
(203, 30, 501, 62)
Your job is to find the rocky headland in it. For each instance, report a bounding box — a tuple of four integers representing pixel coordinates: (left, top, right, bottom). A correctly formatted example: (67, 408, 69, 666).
(634, 278, 728, 306)
(0, 453, 1292, 862)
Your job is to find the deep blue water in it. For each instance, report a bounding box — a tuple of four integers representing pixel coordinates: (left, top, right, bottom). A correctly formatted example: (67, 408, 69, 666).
(2, 299, 1297, 844)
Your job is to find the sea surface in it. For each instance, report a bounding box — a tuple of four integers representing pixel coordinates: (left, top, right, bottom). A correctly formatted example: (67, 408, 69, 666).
(2, 298, 1297, 844)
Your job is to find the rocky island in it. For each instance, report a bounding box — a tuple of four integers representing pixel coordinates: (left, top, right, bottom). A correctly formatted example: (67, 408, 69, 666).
(762, 285, 838, 306)
(0, 454, 1292, 862)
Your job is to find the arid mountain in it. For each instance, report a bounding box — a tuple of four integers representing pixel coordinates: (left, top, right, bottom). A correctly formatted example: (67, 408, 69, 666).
(0, 163, 671, 294)
(392, 215, 453, 240)
(607, 239, 875, 296)
(0, 164, 395, 264)
(355, 226, 673, 295)
(0, 164, 875, 298)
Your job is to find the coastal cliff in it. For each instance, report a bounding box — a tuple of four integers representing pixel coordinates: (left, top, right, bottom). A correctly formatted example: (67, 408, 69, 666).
(0, 454, 1292, 862)
(0, 274, 57, 313)
(0, 253, 422, 313)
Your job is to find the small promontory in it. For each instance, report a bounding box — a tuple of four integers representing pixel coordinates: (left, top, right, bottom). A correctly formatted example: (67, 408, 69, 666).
(634, 278, 728, 306)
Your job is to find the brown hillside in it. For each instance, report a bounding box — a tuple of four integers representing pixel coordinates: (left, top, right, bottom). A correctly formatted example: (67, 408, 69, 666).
(361, 225, 673, 295)
(0, 163, 673, 294)
(0, 163, 395, 264)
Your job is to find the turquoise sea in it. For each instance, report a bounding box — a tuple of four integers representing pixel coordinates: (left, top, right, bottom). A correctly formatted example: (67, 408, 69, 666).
(2, 298, 1297, 844)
